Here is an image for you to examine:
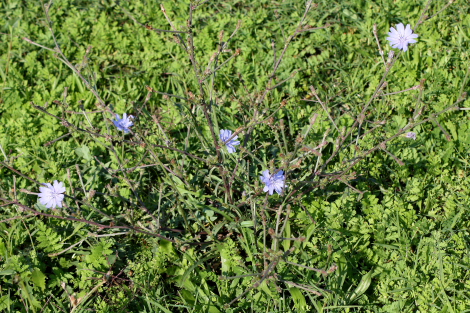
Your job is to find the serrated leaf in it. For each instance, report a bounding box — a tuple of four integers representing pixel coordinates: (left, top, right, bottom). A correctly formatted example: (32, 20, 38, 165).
(36, 222, 63, 253)
(444, 121, 458, 140)
(86, 241, 113, 268)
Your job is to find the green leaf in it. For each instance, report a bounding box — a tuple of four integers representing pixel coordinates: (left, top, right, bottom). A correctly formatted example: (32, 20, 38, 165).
(36, 222, 63, 253)
(444, 121, 458, 141)
(31, 268, 46, 291)
(0, 295, 12, 311)
(219, 246, 231, 273)
(159, 240, 176, 256)
(180, 289, 195, 304)
(240, 221, 254, 227)
(0, 239, 6, 258)
(282, 219, 291, 252)
(144, 296, 173, 313)
(0, 269, 15, 276)
(207, 305, 221, 313)
(75, 145, 92, 161)
(107, 254, 117, 265)
(348, 270, 373, 302)
(289, 287, 307, 311)
(86, 241, 113, 268)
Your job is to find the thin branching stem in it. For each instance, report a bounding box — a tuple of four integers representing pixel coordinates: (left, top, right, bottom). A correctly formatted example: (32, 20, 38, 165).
(0, 199, 175, 242)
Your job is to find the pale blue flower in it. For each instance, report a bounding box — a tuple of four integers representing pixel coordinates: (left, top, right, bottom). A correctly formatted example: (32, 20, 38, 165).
(113, 113, 134, 133)
(386, 23, 418, 52)
(38, 180, 66, 209)
(260, 169, 286, 195)
(405, 132, 417, 140)
(220, 129, 240, 153)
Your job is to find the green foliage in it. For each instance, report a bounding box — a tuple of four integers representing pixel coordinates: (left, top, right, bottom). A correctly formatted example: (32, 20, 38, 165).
(1, 0, 470, 312)
(36, 221, 64, 253)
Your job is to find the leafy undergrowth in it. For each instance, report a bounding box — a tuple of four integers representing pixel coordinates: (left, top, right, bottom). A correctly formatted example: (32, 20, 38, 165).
(1, 0, 470, 312)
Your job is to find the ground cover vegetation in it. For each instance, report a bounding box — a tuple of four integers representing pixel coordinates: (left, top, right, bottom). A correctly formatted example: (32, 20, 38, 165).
(1, 0, 470, 311)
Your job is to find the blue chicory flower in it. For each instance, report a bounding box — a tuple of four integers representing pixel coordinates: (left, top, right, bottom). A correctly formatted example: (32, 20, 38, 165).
(113, 113, 134, 133)
(405, 132, 417, 140)
(38, 180, 66, 209)
(386, 23, 419, 52)
(219, 129, 240, 153)
(260, 169, 286, 195)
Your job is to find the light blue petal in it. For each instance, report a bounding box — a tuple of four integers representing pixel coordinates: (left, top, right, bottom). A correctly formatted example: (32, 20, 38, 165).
(268, 186, 274, 195)
(396, 23, 405, 34)
(39, 196, 50, 206)
(260, 170, 270, 182)
(39, 186, 51, 194)
(44, 196, 54, 208)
